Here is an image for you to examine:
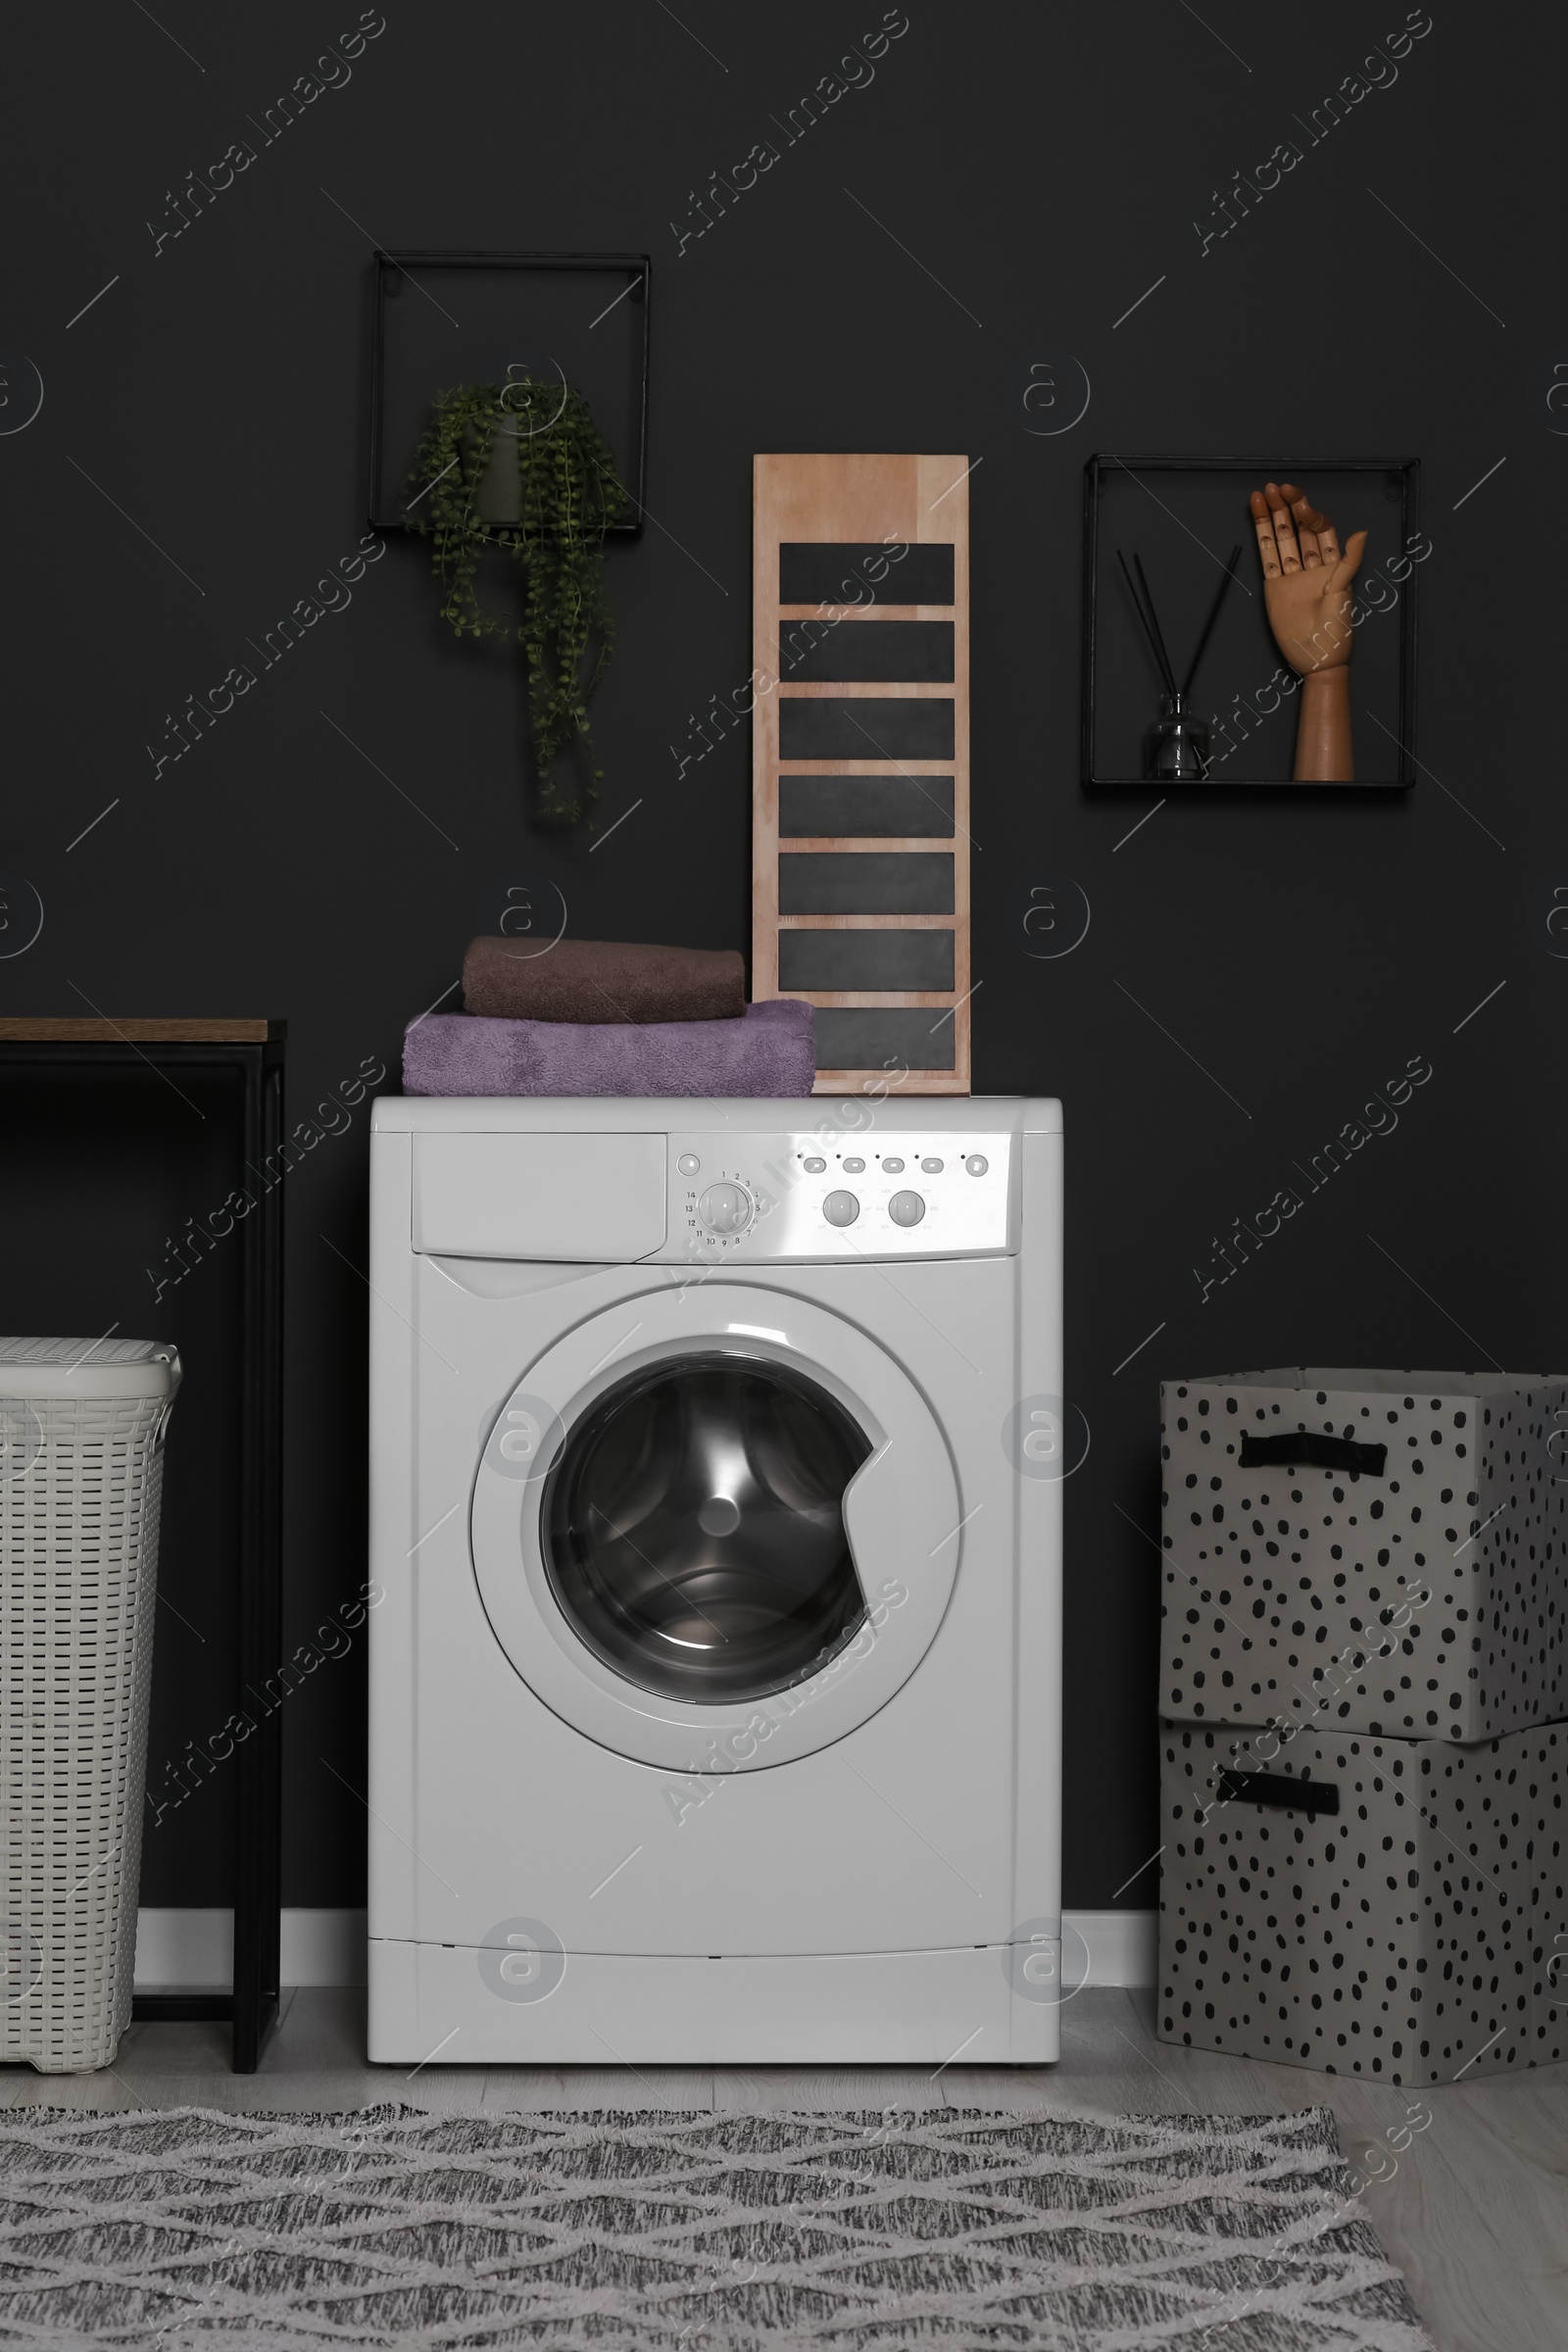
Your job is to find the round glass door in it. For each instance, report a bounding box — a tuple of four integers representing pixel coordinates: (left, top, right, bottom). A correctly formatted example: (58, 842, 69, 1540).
(541, 1351, 871, 1703)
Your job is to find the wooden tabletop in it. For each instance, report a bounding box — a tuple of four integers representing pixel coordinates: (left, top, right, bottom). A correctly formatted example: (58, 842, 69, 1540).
(0, 1018, 286, 1043)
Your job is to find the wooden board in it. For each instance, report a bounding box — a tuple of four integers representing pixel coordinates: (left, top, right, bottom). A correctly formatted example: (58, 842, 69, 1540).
(0, 1018, 285, 1043)
(752, 455, 971, 1096)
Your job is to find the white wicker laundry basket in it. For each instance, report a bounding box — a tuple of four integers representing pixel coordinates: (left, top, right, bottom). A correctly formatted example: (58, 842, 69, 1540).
(0, 1337, 181, 2072)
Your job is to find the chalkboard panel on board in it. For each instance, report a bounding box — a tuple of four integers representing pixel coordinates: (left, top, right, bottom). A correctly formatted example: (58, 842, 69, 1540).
(778, 931, 955, 992)
(779, 776, 955, 837)
(811, 1007, 956, 1072)
(780, 699, 956, 761)
(780, 543, 955, 604)
(780, 854, 955, 915)
(783, 620, 955, 683)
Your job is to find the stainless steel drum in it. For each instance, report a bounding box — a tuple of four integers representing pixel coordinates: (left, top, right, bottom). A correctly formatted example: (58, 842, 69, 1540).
(542, 1352, 870, 1703)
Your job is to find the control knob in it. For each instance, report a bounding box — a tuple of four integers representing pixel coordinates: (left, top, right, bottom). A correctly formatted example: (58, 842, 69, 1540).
(698, 1181, 754, 1236)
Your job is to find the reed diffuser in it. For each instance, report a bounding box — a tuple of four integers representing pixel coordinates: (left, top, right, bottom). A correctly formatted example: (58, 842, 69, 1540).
(1117, 544, 1242, 781)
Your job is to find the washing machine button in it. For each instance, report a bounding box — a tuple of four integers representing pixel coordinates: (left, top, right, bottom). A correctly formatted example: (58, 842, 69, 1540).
(842, 1156, 865, 1174)
(920, 1156, 944, 1174)
(888, 1190, 925, 1228)
(804, 1156, 827, 1173)
(965, 1153, 989, 1177)
(822, 1190, 859, 1227)
(677, 1152, 701, 1177)
(882, 1157, 906, 1174)
(698, 1181, 754, 1235)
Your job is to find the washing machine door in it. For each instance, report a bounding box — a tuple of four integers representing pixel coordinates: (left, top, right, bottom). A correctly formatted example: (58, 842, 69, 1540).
(469, 1284, 962, 1770)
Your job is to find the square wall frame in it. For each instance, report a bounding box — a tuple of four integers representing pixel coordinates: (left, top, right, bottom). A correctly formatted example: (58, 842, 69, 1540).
(1081, 455, 1421, 789)
(367, 251, 649, 535)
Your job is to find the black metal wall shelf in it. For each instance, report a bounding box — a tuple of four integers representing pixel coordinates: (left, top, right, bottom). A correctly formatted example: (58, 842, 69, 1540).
(1081, 455, 1421, 789)
(368, 250, 650, 536)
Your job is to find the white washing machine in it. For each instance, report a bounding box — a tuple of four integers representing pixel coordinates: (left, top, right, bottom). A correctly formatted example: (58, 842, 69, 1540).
(368, 1096, 1062, 2065)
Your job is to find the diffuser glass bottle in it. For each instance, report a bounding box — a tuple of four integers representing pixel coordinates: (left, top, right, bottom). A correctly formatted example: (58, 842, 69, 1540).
(1144, 694, 1209, 780)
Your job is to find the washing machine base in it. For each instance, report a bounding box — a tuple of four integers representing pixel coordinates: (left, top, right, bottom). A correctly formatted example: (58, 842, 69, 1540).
(368, 1938, 1062, 2067)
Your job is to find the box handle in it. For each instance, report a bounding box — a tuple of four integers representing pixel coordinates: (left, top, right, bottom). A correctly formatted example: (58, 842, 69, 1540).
(1239, 1430, 1387, 1476)
(1215, 1768, 1340, 1817)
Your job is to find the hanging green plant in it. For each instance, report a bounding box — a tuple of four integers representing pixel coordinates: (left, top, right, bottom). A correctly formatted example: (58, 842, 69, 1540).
(403, 378, 630, 826)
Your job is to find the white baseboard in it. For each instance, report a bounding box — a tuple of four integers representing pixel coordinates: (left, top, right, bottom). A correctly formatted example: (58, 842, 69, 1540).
(135, 1909, 1156, 1991)
(1061, 1910, 1157, 1989)
(135, 1909, 368, 1989)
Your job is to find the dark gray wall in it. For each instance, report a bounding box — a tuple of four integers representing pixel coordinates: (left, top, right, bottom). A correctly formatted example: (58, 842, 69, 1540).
(1, 1, 1555, 1912)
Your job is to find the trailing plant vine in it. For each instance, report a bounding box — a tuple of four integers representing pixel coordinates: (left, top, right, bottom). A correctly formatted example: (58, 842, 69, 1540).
(403, 377, 630, 826)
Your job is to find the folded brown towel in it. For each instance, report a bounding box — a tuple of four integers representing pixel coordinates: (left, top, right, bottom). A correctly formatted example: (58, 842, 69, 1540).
(462, 936, 746, 1025)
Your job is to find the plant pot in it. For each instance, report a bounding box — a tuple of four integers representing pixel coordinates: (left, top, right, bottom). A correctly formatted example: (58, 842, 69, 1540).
(466, 416, 524, 526)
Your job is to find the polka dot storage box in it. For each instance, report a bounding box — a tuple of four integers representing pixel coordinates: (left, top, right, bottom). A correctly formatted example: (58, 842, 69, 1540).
(0, 1338, 180, 2072)
(1159, 1368, 1568, 1743)
(1158, 1719, 1567, 2083)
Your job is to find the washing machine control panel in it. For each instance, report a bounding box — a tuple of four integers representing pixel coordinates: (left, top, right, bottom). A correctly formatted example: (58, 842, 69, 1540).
(662, 1132, 1015, 1261)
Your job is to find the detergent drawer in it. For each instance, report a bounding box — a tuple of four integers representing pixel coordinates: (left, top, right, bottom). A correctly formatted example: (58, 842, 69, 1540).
(412, 1132, 667, 1261)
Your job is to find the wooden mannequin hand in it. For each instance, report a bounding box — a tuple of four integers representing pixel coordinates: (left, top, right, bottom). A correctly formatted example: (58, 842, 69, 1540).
(1249, 480, 1366, 781)
(1250, 480, 1366, 674)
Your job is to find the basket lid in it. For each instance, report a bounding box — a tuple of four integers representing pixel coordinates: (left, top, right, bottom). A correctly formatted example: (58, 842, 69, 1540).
(0, 1337, 181, 1399)
(1172, 1366, 1549, 1398)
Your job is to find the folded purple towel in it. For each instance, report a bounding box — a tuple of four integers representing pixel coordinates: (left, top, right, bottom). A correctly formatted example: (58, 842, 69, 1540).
(403, 999, 816, 1099)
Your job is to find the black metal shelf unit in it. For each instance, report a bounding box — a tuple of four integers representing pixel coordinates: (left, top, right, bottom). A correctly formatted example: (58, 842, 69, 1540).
(0, 1024, 284, 2074)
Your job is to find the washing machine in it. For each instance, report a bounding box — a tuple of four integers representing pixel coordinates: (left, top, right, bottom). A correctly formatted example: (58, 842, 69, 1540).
(368, 1095, 1062, 2064)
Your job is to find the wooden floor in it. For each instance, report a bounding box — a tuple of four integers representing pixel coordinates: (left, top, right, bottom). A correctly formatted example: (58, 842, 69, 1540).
(2, 1985, 1563, 2349)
